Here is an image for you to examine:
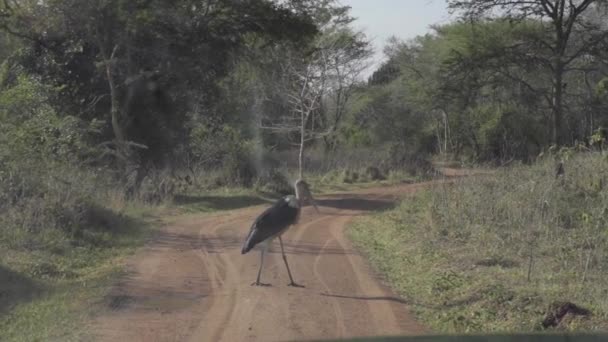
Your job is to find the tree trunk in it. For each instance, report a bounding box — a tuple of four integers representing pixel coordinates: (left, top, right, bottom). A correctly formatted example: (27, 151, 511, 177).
(298, 110, 305, 180)
(102, 44, 125, 145)
(552, 63, 564, 146)
(442, 109, 450, 154)
(435, 123, 443, 155)
(101, 43, 146, 197)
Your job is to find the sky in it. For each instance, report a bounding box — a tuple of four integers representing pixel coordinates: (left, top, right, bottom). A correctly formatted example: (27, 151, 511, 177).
(339, 0, 455, 77)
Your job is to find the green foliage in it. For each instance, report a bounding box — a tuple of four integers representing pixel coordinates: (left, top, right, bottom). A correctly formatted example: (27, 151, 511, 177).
(0, 0, 317, 179)
(254, 168, 293, 195)
(344, 80, 435, 157)
(0, 71, 153, 341)
(448, 0, 608, 146)
(189, 122, 256, 187)
(590, 127, 606, 150)
(466, 103, 546, 160)
(355, 16, 608, 162)
(0, 30, 19, 62)
(339, 124, 373, 147)
(0, 73, 122, 251)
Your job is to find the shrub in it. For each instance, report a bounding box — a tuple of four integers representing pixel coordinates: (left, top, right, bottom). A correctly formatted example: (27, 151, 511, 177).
(189, 122, 257, 187)
(0, 73, 128, 251)
(365, 166, 385, 181)
(254, 168, 292, 195)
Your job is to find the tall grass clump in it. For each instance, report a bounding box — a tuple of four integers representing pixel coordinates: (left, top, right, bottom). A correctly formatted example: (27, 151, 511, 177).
(350, 152, 608, 333)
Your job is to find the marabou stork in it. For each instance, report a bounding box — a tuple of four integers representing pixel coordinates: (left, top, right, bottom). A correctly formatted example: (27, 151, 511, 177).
(241, 179, 319, 287)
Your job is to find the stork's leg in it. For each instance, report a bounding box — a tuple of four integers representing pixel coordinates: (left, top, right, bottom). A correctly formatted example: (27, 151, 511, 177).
(251, 248, 270, 286)
(279, 236, 304, 287)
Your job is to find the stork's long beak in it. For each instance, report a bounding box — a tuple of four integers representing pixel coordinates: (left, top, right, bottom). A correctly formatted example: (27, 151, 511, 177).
(306, 184, 321, 214)
(302, 181, 320, 214)
(309, 193, 320, 214)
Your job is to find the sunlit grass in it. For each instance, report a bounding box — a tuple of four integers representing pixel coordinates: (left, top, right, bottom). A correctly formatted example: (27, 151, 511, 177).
(350, 153, 608, 333)
(0, 207, 150, 341)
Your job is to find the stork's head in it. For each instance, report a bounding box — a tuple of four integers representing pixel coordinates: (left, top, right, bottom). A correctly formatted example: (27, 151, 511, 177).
(284, 195, 299, 208)
(294, 179, 320, 214)
(294, 179, 304, 194)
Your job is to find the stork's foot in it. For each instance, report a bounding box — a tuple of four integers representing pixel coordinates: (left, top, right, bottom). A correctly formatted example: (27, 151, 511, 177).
(287, 282, 305, 288)
(250, 281, 271, 287)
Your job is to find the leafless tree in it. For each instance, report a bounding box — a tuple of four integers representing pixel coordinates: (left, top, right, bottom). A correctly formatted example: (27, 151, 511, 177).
(262, 27, 371, 178)
(262, 47, 327, 179)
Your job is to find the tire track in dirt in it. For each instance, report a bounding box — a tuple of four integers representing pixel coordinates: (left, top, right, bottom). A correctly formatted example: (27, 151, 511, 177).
(310, 218, 349, 338)
(328, 193, 405, 334)
(192, 216, 252, 342)
(198, 213, 336, 342)
(307, 192, 401, 337)
(90, 181, 439, 341)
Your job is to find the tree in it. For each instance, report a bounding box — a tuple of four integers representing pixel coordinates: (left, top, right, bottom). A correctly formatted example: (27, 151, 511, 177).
(448, 0, 608, 146)
(261, 43, 331, 179)
(320, 26, 372, 150)
(260, 0, 371, 177)
(1, 0, 317, 192)
(347, 20, 562, 162)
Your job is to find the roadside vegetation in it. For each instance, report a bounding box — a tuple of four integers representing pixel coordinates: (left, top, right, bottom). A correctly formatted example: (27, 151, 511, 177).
(2, 0, 608, 339)
(350, 152, 608, 333)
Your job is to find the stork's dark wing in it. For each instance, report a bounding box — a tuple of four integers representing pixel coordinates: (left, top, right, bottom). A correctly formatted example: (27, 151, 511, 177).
(241, 197, 299, 254)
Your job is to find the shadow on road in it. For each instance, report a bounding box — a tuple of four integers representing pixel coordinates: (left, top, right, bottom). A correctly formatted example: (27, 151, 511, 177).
(173, 194, 270, 212)
(153, 230, 358, 256)
(170, 196, 399, 255)
(0, 265, 41, 317)
(320, 292, 409, 305)
(272, 241, 357, 256)
(316, 198, 395, 212)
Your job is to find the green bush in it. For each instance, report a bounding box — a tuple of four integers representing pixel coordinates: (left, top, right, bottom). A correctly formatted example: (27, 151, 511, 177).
(254, 168, 292, 195)
(0, 73, 131, 252)
(189, 122, 257, 187)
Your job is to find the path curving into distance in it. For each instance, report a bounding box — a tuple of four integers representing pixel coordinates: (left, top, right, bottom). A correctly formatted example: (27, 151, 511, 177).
(90, 179, 456, 341)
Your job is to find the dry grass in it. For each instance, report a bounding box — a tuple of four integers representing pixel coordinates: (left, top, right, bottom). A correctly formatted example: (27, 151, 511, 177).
(350, 152, 608, 333)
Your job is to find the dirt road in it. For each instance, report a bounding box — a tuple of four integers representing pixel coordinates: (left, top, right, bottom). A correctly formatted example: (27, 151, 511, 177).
(91, 181, 438, 341)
